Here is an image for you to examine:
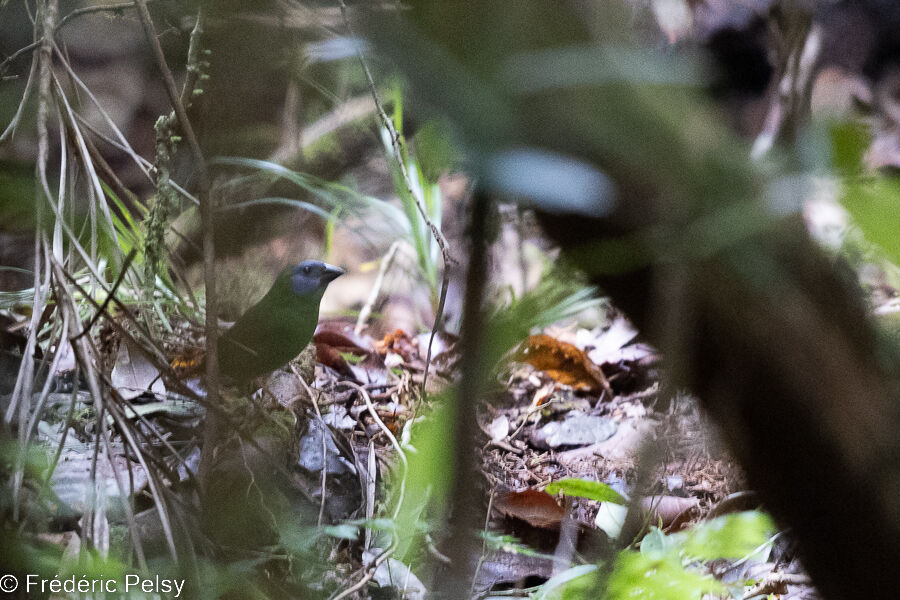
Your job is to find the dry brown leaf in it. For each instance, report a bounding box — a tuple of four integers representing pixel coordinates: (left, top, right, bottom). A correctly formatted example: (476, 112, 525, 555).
(171, 346, 205, 379)
(642, 495, 701, 530)
(112, 338, 166, 400)
(516, 334, 610, 393)
(376, 329, 419, 363)
(314, 323, 372, 380)
(494, 489, 565, 530)
(313, 325, 372, 353)
(706, 491, 761, 520)
(315, 342, 357, 379)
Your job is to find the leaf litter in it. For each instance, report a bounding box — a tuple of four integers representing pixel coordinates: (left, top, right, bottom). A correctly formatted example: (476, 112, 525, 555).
(10, 301, 814, 600)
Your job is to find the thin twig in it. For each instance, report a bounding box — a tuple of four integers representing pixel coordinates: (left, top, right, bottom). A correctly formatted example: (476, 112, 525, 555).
(45, 364, 79, 481)
(73, 112, 200, 206)
(325, 381, 411, 600)
(365, 439, 376, 551)
(0, 43, 39, 142)
(470, 490, 495, 595)
(133, 2, 207, 176)
(336, 380, 407, 521)
(52, 253, 184, 559)
(0, 40, 41, 75)
(329, 544, 398, 600)
(56, 269, 311, 514)
(178, 7, 205, 109)
(52, 73, 121, 264)
(24, 311, 69, 444)
(74, 248, 137, 340)
(57, 268, 170, 368)
(56, 1, 146, 32)
(0, 1, 157, 75)
(101, 414, 149, 570)
(355, 240, 402, 335)
(6, 0, 56, 441)
(751, 14, 821, 159)
(291, 364, 328, 528)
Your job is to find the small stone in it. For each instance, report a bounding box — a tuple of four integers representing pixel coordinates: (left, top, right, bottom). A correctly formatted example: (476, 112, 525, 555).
(531, 412, 617, 449)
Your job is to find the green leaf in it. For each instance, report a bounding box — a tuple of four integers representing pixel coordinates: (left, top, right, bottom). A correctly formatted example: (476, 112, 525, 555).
(841, 176, 900, 265)
(338, 351, 365, 365)
(682, 511, 775, 561)
(607, 551, 724, 600)
(323, 524, 359, 540)
(829, 120, 869, 175)
(480, 531, 555, 559)
(534, 564, 599, 600)
(414, 119, 458, 181)
(640, 527, 674, 560)
(545, 478, 626, 505)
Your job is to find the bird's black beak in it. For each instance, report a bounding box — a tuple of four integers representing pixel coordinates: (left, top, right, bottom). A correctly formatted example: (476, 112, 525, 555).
(321, 263, 345, 283)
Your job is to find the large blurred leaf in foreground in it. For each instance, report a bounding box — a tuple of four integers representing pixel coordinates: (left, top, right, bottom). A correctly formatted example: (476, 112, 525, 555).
(363, 2, 900, 599)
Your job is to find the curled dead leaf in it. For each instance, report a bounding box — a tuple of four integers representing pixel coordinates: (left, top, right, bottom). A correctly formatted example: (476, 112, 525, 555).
(314, 324, 372, 353)
(376, 329, 419, 363)
(315, 342, 357, 379)
(171, 346, 205, 379)
(516, 334, 611, 394)
(494, 489, 565, 530)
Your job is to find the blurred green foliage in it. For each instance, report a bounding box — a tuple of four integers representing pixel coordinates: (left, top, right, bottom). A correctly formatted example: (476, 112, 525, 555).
(0, 160, 36, 231)
(830, 120, 900, 267)
(533, 511, 773, 600)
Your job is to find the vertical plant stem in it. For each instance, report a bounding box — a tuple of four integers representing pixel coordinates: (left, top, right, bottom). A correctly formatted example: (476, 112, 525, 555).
(132, 3, 221, 490)
(8, 0, 57, 520)
(438, 192, 491, 598)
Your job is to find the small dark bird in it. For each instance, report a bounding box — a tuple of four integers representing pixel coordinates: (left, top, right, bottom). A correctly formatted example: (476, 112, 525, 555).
(217, 260, 344, 383)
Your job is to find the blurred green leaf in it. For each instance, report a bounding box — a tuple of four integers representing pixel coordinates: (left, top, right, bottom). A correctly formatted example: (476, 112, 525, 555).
(841, 176, 900, 266)
(607, 551, 724, 600)
(413, 119, 458, 181)
(829, 120, 869, 176)
(211, 156, 410, 229)
(323, 524, 359, 540)
(681, 511, 774, 561)
(533, 564, 599, 600)
(480, 531, 555, 558)
(545, 478, 626, 504)
(639, 527, 675, 560)
(487, 264, 603, 368)
(393, 397, 455, 559)
(0, 159, 36, 230)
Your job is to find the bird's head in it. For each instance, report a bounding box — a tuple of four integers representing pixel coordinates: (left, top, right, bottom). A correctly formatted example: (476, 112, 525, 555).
(287, 260, 345, 296)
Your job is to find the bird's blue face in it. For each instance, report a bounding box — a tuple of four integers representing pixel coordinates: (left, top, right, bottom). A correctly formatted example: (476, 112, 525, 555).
(290, 260, 345, 296)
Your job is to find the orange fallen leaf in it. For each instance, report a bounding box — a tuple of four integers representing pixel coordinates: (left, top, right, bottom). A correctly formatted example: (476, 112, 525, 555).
(516, 334, 611, 393)
(376, 329, 418, 362)
(171, 347, 205, 379)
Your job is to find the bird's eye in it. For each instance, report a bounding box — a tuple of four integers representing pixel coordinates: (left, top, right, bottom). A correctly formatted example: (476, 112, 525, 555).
(304, 266, 311, 274)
